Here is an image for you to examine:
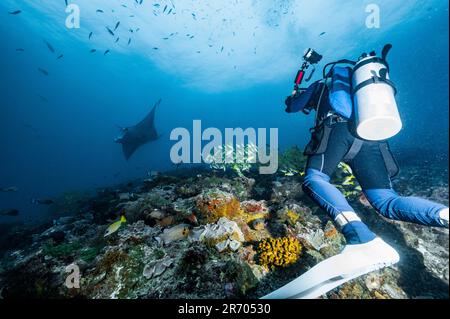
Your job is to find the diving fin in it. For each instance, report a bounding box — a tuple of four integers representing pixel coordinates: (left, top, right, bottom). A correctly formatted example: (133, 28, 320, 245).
(261, 238, 400, 299)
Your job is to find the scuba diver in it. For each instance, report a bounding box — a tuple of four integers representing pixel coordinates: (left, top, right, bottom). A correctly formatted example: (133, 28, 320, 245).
(262, 45, 449, 299)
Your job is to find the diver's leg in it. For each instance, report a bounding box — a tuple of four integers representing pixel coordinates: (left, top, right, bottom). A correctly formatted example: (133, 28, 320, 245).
(267, 163, 400, 299)
(303, 123, 376, 244)
(264, 129, 399, 299)
(303, 169, 376, 244)
(350, 142, 449, 228)
(364, 189, 449, 228)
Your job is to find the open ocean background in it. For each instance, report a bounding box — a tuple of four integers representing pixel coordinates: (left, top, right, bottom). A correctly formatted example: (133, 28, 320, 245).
(0, 0, 448, 224)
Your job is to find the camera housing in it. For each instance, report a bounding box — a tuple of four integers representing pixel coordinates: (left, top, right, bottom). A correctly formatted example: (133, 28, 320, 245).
(304, 48, 323, 65)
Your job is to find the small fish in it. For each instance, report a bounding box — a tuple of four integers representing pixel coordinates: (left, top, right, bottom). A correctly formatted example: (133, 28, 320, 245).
(88, 31, 93, 39)
(338, 162, 353, 175)
(185, 213, 198, 225)
(158, 224, 190, 245)
(104, 215, 127, 237)
(0, 186, 18, 192)
(106, 27, 115, 36)
(115, 37, 120, 43)
(282, 170, 295, 177)
(37, 94, 48, 102)
(90, 49, 97, 53)
(104, 49, 110, 55)
(0, 209, 19, 217)
(342, 175, 355, 186)
(127, 38, 131, 45)
(319, 32, 326, 36)
(31, 198, 54, 205)
(167, 8, 172, 14)
(38, 68, 49, 76)
(114, 21, 120, 31)
(44, 40, 55, 53)
(8, 10, 22, 15)
(147, 170, 159, 177)
(96, 9, 104, 13)
(57, 54, 64, 59)
(16, 48, 25, 52)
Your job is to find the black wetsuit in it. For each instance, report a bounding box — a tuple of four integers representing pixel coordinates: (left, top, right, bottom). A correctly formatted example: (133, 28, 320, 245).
(306, 121, 393, 190)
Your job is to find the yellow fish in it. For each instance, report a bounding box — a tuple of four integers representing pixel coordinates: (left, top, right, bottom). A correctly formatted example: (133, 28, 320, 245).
(342, 175, 356, 186)
(104, 215, 127, 237)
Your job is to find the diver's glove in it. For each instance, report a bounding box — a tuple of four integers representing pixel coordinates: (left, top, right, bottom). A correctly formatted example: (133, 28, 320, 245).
(284, 91, 300, 113)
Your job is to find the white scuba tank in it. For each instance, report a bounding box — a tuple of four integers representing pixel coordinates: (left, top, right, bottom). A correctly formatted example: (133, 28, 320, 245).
(352, 56, 402, 141)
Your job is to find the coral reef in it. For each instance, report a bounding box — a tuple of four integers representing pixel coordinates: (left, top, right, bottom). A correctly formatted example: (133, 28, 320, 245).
(257, 237, 302, 270)
(0, 147, 447, 299)
(196, 190, 243, 223)
(194, 217, 245, 252)
(278, 146, 307, 177)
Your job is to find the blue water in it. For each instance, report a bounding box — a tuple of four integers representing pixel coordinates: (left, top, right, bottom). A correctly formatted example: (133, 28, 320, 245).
(0, 0, 448, 224)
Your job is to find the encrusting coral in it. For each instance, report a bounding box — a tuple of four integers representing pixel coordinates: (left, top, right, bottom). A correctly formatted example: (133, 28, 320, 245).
(196, 190, 270, 225)
(196, 190, 242, 224)
(257, 237, 302, 271)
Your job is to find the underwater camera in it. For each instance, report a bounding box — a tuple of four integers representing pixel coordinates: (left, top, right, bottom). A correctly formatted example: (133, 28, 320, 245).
(285, 48, 323, 114)
(293, 48, 323, 90)
(303, 48, 323, 65)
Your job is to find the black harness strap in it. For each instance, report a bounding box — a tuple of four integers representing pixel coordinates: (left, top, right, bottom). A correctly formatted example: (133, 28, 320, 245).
(379, 142, 400, 178)
(353, 76, 397, 95)
(343, 138, 364, 162)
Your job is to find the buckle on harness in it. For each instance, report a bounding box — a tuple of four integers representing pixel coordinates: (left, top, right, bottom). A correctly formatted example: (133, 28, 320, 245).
(326, 113, 347, 125)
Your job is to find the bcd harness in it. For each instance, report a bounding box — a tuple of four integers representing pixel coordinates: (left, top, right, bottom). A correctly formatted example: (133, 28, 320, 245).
(286, 45, 400, 178)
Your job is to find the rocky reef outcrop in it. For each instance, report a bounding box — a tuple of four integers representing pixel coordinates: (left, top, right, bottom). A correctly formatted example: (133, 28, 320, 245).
(0, 148, 448, 299)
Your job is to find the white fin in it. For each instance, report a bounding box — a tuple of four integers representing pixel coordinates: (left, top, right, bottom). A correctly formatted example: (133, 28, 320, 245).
(261, 238, 400, 299)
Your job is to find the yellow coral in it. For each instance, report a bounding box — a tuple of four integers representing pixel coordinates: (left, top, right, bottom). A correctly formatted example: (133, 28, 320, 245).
(197, 193, 272, 227)
(286, 210, 300, 225)
(257, 237, 301, 271)
(197, 195, 243, 223)
(245, 212, 268, 224)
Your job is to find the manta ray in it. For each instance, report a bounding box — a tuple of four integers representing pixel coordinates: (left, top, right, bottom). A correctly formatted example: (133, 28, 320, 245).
(115, 99, 162, 160)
